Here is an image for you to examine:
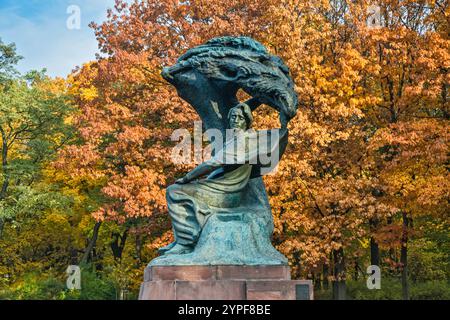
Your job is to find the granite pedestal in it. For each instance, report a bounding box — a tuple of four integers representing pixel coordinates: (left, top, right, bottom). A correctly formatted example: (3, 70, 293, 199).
(139, 265, 313, 300)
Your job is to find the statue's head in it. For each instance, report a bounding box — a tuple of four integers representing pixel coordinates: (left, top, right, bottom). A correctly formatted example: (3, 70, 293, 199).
(228, 103, 253, 130)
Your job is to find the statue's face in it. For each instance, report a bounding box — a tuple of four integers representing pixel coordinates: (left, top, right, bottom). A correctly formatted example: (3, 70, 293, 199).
(229, 108, 247, 130)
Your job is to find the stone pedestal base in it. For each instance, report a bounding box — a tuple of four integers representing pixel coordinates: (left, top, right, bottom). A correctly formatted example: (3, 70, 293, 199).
(139, 265, 313, 300)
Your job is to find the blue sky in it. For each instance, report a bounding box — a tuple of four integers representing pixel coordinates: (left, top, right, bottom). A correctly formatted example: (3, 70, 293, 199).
(0, 0, 121, 77)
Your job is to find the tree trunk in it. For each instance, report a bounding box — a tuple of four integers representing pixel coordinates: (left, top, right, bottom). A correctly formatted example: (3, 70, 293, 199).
(80, 222, 102, 265)
(0, 177, 8, 200)
(401, 212, 410, 300)
(370, 237, 380, 266)
(369, 219, 380, 267)
(386, 216, 396, 264)
(323, 264, 329, 290)
(0, 218, 4, 239)
(111, 228, 129, 261)
(313, 273, 321, 290)
(135, 234, 144, 264)
(0, 131, 9, 239)
(0, 134, 9, 200)
(332, 248, 346, 300)
(354, 260, 359, 281)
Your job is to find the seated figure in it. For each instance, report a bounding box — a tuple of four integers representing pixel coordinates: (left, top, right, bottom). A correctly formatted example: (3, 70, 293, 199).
(159, 102, 256, 255)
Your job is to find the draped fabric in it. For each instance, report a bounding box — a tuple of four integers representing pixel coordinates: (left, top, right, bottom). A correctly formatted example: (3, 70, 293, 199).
(167, 127, 287, 245)
(167, 130, 252, 245)
(166, 164, 251, 245)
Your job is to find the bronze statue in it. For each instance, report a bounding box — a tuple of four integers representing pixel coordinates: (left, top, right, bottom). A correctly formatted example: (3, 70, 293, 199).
(149, 36, 298, 266)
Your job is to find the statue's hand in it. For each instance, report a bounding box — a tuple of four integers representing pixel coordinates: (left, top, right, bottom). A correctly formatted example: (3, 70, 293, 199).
(175, 176, 189, 184)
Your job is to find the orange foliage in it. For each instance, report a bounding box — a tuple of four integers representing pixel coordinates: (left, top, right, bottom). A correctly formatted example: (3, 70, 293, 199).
(57, 0, 449, 279)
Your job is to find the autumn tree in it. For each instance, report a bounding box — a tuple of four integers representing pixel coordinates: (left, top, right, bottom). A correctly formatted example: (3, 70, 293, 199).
(351, 0, 450, 299)
(0, 44, 74, 240)
(0, 40, 83, 292)
(55, 0, 449, 300)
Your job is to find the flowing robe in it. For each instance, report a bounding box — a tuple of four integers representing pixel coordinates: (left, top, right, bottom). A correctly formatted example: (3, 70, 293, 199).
(166, 128, 286, 245)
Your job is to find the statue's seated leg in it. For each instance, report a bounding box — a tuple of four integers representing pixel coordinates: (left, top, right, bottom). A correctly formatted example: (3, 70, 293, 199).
(164, 243, 194, 255)
(161, 183, 202, 255)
